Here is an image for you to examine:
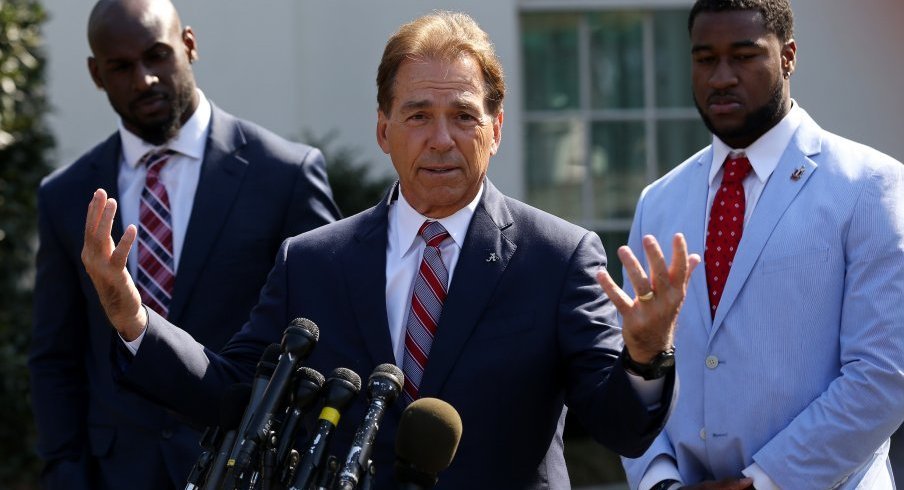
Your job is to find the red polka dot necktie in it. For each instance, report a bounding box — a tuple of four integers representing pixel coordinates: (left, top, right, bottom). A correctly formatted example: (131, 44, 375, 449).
(402, 220, 450, 403)
(705, 154, 752, 318)
(136, 149, 177, 318)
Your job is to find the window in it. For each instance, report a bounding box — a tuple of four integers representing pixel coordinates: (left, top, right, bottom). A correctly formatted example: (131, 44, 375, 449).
(522, 8, 710, 284)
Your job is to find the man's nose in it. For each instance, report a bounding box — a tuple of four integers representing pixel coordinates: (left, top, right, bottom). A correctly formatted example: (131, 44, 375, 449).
(133, 63, 159, 91)
(429, 118, 454, 152)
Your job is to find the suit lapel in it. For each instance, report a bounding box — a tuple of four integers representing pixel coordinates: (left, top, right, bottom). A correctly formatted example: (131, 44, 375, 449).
(91, 133, 125, 240)
(168, 105, 249, 322)
(710, 115, 822, 336)
(344, 186, 396, 366)
(683, 152, 716, 334)
(419, 181, 516, 397)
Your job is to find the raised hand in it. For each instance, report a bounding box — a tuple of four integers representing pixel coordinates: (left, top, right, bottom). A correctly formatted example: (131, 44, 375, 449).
(596, 233, 700, 363)
(81, 189, 147, 340)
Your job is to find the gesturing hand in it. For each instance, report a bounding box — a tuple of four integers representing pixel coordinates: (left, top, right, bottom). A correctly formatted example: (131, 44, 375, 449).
(81, 188, 147, 340)
(596, 233, 700, 364)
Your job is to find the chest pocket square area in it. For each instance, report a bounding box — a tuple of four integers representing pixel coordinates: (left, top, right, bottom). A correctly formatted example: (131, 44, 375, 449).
(760, 246, 830, 274)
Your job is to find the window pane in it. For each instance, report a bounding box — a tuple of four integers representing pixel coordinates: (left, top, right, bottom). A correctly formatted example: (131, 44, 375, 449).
(526, 120, 583, 221)
(522, 14, 580, 111)
(598, 230, 630, 289)
(588, 12, 644, 109)
(654, 10, 694, 108)
(657, 119, 711, 175)
(591, 121, 646, 220)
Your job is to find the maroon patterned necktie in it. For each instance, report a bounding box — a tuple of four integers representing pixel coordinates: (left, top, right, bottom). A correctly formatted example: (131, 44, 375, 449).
(705, 154, 752, 318)
(136, 149, 177, 318)
(402, 220, 450, 403)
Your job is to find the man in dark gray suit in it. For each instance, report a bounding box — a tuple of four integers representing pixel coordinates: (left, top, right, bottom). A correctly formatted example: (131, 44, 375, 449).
(82, 10, 697, 489)
(28, 1, 340, 488)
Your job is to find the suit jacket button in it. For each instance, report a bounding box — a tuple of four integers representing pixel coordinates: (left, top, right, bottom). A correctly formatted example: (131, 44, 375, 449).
(161, 428, 173, 440)
(699, 428, 707, 440)
(705, 355, 719, 369)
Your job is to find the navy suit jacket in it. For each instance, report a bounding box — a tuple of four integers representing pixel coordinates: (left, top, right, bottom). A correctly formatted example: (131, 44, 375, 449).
(29, 103, 340, 490)
(125, 180, 674, 489)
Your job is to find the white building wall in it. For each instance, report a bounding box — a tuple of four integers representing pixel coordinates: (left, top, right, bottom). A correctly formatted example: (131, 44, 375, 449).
(41, 0, 902, 203)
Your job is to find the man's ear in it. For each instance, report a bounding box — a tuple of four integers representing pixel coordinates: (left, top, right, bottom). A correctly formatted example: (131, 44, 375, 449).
(183, 26, 199, 63)
(376, 109, 391, 155)
(781, 39, 797, 77)
(87, 57, 104, 90)
(489, 109, 503, 156)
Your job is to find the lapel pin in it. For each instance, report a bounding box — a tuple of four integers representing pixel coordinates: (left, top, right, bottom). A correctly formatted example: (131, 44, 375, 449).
(790, 166, 805, 181)
(486, 252, 499, 262)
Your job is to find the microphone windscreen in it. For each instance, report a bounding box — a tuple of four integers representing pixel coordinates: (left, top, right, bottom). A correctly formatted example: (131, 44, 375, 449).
(395, 397, 462, 475)
(330, 367, 363, 392)
(220, 383, 252, 430)
(255, 343, 281, 377)
(289, 317, 320, 341)
(296, 366, 326, 388)
(370, 362, 404, 389)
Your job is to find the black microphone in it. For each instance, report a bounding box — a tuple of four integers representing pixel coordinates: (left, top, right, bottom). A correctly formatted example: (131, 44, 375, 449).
(195, 384, 252, 490)
(274, 366, 326, 477)
(216, 344, 280, 490)
(289, 367, 362, 490)
(394, 398, 462, 490)
(233, 319, 320, 476)
(334, 363, 404, 490)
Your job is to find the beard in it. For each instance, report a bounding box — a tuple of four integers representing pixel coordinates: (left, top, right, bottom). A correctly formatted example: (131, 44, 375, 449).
(696, 77, 786, 147)
(124, 76, 196, 145)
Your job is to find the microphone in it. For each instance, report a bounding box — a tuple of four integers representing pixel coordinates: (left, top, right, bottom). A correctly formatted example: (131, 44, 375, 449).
(233, 319, 320, 477)
(195, 384, 253, 490)
(289, 367, 362, 490)
(274, 366, 326, 477)
(394, 398, 462, 490)
(334, 363, 404, 490)
(216, 344, 280, 490)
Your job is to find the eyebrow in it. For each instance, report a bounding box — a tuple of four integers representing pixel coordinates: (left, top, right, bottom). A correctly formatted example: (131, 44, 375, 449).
(692, 39, 765, 53)
(398, 98, 483, 113)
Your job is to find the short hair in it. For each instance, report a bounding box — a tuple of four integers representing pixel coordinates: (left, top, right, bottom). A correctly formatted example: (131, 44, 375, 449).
(688, 0, 794, 42)
(376, 11, 505, 116)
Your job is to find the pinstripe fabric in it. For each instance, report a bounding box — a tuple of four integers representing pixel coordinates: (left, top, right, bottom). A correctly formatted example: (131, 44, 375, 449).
(402, 220, 450, 403)
(137, 149, 177, 318)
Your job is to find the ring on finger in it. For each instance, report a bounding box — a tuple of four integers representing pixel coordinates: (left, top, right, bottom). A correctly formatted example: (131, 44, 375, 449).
(637, 291, 655, 302)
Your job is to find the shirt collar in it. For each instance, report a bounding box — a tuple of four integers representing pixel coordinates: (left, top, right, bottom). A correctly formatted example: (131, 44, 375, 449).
(393, 182, 484, 261)
(119, 88, 212, 168)
(709, 100, 804, 186)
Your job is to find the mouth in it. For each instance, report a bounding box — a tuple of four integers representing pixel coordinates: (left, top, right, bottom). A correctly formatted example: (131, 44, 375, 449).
(132, 92, 169, 114)
(707, 94, 743, 115)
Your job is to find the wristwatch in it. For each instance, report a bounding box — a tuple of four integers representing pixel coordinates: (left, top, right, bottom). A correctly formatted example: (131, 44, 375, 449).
(622, 345, 675, 380)
(650, 479, 681, 490)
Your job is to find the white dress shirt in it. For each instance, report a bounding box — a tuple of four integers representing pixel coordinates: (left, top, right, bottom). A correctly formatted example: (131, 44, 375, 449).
(122, 90, 211, 353)
(639, 103, 806, 490)
(385, 182, 664, 407)
(117, 89, 211, 277)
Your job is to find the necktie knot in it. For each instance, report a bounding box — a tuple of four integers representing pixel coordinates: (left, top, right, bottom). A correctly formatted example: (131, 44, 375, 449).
(140, 149, 176, 177)
(419, 220, 450, 248)
(721, 155, 752, 185)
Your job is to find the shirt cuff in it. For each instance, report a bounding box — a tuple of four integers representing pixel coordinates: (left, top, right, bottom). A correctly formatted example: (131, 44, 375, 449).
(119, 308, 148, 355)
(638, 454, 683, 490)
(626, 372, 666, 411)
(742, 462, 779, 490)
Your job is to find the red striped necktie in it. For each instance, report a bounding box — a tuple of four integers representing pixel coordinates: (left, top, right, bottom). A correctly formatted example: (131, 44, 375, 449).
(402, 220, 451, 403)
(136, 149, 177, 318)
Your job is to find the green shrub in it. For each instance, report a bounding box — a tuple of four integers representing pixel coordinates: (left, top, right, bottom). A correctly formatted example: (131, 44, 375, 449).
(0, 1, 54, 487)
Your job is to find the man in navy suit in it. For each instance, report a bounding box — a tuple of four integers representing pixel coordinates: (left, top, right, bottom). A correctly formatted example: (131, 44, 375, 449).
(617, 1, 904, 489)
(28, 1, 340, 489)
(82, 11, 697, 489)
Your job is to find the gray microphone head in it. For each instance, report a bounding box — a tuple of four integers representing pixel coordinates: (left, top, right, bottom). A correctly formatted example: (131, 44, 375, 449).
(368, 363, 404, 402)
(394, 397, 462, 487)
(288, 317, 320, 341)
